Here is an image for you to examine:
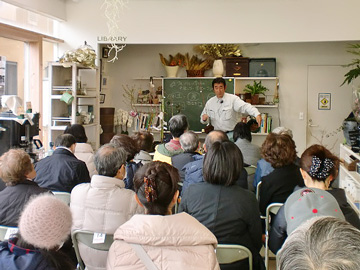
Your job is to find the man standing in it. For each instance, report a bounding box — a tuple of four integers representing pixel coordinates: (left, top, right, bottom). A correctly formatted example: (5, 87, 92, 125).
(34, 134, 90, 192)
(200, 77, 261, 138)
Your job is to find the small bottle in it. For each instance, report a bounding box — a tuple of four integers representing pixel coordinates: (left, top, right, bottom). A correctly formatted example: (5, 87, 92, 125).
(47, 142, 55, 157)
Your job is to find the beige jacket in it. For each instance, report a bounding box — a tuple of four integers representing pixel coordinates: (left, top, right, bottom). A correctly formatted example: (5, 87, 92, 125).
(74, 143, 97, 177)
(107, 212, 220, 270)
(71, 175, 144, 270)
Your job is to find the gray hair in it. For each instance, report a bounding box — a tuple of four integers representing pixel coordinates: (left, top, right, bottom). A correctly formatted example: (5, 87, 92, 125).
(277, 216, 360, 270)
(179, 131, 199, 152)
(272, 126, 293, 138)
(94, 143, 127, 177)
(168, 114, 188, 138)
(204, 130, 228, 152)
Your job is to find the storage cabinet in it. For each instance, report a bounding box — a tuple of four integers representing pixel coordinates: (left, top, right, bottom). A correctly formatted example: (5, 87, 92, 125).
(339, 144, 360, 216)
(43, 62, 100, 151)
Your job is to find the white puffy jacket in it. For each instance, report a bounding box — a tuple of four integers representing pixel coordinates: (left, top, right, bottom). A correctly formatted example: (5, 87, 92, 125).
(71, 175, 144, 270)
(74, 143, 97, 177)
(106, 212, 220, 270)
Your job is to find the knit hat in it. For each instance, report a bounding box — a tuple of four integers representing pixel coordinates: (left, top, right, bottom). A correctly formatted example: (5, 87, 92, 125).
(284, 187, 345, 235)
(18, 194, 72, 250)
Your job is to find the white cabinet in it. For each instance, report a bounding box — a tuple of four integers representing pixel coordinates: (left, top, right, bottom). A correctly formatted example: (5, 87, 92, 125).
(43, 62, 100, 151)
(339, 144, 360, 216)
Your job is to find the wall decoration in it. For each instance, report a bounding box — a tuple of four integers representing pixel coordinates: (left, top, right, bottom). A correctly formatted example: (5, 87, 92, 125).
(318, 93, 331, 110)
(102, 47, 109, 58)
(100, 94, 106, 104)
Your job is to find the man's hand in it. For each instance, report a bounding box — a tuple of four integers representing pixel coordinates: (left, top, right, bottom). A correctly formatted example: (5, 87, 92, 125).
(256, 114, 262, 127)
(202, 114, 209, 122)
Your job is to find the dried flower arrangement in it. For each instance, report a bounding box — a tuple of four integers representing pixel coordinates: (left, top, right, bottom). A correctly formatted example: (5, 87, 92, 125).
(182, 53, 212, 71)
(59, 42, 97, 69)
(196, 44, 242, 60)
(159, 53, 185, 66)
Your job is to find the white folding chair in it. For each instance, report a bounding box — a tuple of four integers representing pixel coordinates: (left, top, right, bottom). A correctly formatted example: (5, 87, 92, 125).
(245, 165, 257, 193)
(0, 225, 19, 241)
(256, 181, 262, 201)
(216, 244, 253, 270)
(71, 230, 114, 270)
(52, 191, 71, 206)
(264, 203, 283, 270)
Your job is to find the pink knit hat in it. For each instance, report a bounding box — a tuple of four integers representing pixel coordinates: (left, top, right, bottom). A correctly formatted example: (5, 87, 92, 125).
(18, 194, 72, 250)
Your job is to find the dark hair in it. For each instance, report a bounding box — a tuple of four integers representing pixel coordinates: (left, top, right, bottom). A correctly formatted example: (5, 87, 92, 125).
(54, 134, 76, 148)
(233, 122, 252, 142)
(168, 114, 188, 138)
(203, 141, 243, 186)
(204, 130, 228, 151)
(134, 161, 179, 215)
(110, 134, 139, 162)
(16, 234, 75, 270)
(64, 124, 88, 143)
(212, 77, 226, 88)
(261, 133, 297, 168)
(0, 149, 33, 185)
(94, 144, 127, 177)
(131, 132, 154, 152)
(300, 144, 340, 182)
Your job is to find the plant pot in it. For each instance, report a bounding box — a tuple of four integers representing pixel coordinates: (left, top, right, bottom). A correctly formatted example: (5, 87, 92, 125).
(186, 70, 205, 77)
(342, 119, 358, 146)
(212, 59, 224, 77)
(352, 85, 360, 122)
(164, 65, 179, 78)
(251, 94, 259, 105)
(259, 97, 266, 105)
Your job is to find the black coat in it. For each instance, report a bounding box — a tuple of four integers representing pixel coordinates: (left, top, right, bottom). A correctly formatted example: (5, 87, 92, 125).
(0, 180, 49, 227)
(259, 163, 304, 216)
(171, 152, 201, 182)
(179, 182, 264, 270)
(268, 187, 360, 254)
(34, 148, 90, 192)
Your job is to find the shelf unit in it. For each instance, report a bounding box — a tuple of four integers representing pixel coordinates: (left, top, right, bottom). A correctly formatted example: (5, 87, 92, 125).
(43, 62, 100, 151)
(339, 144, 360, 216)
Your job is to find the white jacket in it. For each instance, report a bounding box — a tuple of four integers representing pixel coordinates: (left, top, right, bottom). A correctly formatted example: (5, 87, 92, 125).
(71, 175, 144, 270)
(74, 143, 97, 177)
(107, 212, 220, 270)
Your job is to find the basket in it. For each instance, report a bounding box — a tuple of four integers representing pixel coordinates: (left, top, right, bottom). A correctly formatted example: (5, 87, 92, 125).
(186, 69, 205, 77)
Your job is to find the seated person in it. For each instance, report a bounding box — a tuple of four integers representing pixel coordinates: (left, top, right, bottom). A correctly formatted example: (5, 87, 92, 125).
(0, 149, 49, 226)
(259, 133, 304, 216)
(179, 141, 264, 270)
(269, 144, 360, 253)
(107, 161, 219, 270)
(71, 143, 144, 270)
(0, 194, 75, 270)
(34, 134, 90, 192)
(153, 114, 188, 164)
(253, 127, 294, 190)
(277, 216, 360, 270)
(233, 122, 261, 166)
(110, 134, 141, 190)
(64, 124, 97, 177)
(131, 131, 154, 164)
(182, 130, 248, 196)
(171, 131, 201, 183)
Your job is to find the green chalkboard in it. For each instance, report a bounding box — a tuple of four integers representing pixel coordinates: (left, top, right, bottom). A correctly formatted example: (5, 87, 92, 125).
(163, 78, 234, 132)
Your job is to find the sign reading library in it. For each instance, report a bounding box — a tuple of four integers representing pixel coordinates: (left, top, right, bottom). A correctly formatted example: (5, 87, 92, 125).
(318, 93, 331, 110)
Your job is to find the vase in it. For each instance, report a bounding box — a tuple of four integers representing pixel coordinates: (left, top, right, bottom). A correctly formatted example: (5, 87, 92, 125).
(164, 65, 179, 78)
(212, 59, 224, 77)
(251, 94, 259, 105)
(352, 85, 360, 122)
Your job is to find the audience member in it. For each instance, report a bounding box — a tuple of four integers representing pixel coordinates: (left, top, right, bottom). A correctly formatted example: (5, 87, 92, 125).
(153, 114, 188, 164)
(71, 143, 144, 270)
(253, 127, 295, 190)
(64, 124, 97, 176)
(269, 144, 360, 253)
(0, 149, 49, 226)
(179, 141, 264, 270)
(233, 122, 261, 166)
(34, 134, 90, 192)
(182, 130, 248, 195)
(171, 131, 201, 183)
(107, 161, 219, 270)
(277, 216, 360, 270)
(0, 194, 75, 270)
(258, 133, 304, 216)
(131, 131, 154, 164)
(110, 134, 141, 190)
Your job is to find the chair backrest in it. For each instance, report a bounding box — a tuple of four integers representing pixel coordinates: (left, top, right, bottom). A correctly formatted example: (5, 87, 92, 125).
(216, 244, 253, 270)
(52, 191, 71, 206)
(71, 230, 114, 270)
(0, 225, 19, 241)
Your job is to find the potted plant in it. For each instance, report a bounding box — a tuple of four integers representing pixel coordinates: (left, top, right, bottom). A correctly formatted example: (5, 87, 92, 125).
(181, 53, 212, 77)
(243, 81, 269, 105)
(159, 53, 184, 77)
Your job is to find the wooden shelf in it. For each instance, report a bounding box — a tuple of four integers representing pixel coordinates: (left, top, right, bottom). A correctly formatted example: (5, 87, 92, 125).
(132, 104, 161, 107)
(252, 132, 269, 136)
(254, 104, 278, 108)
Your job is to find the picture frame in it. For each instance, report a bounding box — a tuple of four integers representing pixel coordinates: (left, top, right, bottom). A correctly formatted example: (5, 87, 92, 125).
(102, 47, 109, 59)
(101, 76, 109, 90)
(100, 94, 106, 104)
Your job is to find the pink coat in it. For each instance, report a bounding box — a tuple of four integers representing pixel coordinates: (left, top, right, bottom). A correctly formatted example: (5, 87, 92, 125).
(107, 212, 220, 270)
